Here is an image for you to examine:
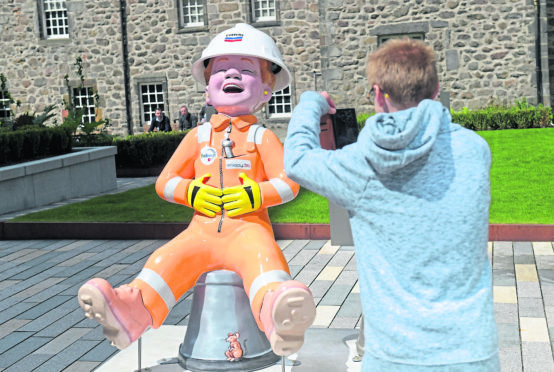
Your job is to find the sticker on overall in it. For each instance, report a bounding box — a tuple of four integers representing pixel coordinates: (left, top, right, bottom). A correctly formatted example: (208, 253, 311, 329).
(225, 159, 251, 170)
(200, 146, 217, 165)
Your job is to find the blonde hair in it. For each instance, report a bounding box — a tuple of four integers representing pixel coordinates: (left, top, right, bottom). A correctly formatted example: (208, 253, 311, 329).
(203, 57, 276, 89)
(366, 38, 438, 106)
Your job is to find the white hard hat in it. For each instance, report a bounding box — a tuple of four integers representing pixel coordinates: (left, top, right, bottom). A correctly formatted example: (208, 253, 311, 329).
(192, 23, 291, 92)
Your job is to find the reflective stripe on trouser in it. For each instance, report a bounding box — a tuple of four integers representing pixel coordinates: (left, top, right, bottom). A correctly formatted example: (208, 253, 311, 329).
(136, 269, 177, 311)
(130, 218, 290, 329)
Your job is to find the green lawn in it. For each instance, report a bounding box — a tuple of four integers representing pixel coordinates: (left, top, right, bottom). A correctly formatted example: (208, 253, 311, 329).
(11, 185, 330, 224)
(479, 128, 554, 224)
(11, 128, 554, 224)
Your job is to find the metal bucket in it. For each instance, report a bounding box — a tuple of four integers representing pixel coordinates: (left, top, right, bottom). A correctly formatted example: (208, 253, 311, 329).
(178, 270, 279, 371)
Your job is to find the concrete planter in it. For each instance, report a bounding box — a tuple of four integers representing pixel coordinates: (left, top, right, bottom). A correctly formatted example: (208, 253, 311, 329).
(0, 146, 117, 215)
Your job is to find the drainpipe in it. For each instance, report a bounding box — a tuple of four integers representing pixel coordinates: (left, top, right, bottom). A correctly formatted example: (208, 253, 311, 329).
(119, 0, 133, 134)
(534, 0, 543, 105)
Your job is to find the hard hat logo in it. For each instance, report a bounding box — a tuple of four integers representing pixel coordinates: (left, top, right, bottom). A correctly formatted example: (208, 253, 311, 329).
(192, 23, 291, 92)
(224, 33, 244, 43)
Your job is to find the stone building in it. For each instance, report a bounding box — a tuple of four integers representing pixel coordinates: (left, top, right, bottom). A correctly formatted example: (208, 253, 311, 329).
(0, 0, 552, 137)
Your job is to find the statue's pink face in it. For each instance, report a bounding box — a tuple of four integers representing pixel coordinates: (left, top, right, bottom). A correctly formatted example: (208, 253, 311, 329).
(206, 55, 272, 116)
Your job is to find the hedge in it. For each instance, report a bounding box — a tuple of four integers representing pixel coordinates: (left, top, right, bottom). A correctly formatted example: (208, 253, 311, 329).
(0, 126, 72, 166)
(357, 105, 552, 131)
(11, 103, 548, 169)
(451, 106, 552, 131)
(74, 131, 188, 169)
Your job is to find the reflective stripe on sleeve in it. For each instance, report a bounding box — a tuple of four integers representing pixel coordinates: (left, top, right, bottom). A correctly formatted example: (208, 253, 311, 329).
(163, 176, 184, 203)
(269, 178, 295, 203)
(247, 125, 266, 144)
(248, 270, 292, 306)
(136, 268, 177, 311)
(197, 122, 212, 143)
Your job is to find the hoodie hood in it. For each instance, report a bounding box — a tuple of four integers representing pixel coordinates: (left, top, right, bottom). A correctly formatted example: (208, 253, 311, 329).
(359, 99, 451, 174)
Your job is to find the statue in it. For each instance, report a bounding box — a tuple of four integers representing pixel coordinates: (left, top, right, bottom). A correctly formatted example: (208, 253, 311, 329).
(78, 23, 316, 358)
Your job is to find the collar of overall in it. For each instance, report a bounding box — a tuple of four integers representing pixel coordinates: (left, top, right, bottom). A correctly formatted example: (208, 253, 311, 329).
(210, 114, 257, 131)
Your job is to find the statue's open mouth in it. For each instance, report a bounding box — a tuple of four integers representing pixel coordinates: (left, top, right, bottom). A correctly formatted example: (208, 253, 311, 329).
(223, 84, 244, 93)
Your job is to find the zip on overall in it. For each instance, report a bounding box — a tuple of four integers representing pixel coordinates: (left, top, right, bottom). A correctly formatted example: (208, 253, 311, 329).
(218, 123, 233, 232)
(216, 122, 260, 233)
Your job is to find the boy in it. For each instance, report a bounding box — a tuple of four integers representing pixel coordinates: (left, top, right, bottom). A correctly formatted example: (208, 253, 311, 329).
(78, 23, 315, 357)
(284, 38, 499, 371)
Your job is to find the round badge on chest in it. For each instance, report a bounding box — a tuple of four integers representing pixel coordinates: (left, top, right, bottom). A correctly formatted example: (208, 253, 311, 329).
(200, 145, 217, 165)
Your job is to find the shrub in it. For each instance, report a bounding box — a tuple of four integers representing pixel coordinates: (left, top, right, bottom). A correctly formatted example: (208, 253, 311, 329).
(357, 99, 552, 131)
(73, 130, 189, 169)
(13, 113, 35, 131)
(114, 131, 188, 169)
(451, 98, 552, 130)
(61, 57, 110, 137)
(73, 132, 114, 147)
(451, 106, 552, 130)
(0, 126, 72, 166)
(357, 112, 374, 129)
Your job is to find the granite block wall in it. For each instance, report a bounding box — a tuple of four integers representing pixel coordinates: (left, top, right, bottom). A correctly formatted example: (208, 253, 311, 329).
(0, 0, 550, 136)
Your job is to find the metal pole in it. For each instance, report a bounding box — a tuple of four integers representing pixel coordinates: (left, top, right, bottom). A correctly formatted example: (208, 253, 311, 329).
(138, 336, 142, 371)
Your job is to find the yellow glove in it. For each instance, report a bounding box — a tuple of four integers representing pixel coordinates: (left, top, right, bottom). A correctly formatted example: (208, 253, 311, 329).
(222, 173, 262, 217)
(187, 173, 223, 217)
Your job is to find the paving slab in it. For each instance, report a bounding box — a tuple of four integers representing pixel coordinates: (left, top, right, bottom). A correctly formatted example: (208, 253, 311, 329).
(0, 238, 552, 371)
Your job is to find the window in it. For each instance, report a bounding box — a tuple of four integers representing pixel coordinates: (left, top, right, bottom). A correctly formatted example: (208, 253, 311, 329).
(378, 33, 424, 46)
(371, 21, 429, 47)
(178, 0, 205, 28)
(140, 83, 165, 123)
(267, 86, 292, 117)
(252, 0, 277, 23)
(0, 91, 11, 121)
(40, 0, 69, 39)
(72, 87, 96, 123)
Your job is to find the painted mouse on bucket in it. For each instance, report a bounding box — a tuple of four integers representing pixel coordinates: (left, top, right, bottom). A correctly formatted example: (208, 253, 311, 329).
(225, 331, 244, 361)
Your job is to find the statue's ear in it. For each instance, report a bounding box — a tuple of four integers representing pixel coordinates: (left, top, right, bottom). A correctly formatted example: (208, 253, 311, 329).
(260, 83, 272, 103)
(205, 86, 212, 106)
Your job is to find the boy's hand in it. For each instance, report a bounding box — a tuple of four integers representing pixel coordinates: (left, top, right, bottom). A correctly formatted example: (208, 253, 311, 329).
(321, 91, 336, 115)
(222, 173, 262, 217)
(187, 173, 223, 217)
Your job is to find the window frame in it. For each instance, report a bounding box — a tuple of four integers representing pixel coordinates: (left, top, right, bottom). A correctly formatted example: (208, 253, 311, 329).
(137, 80, 169, 126)
(378, 33, 425, 46)
(176, 0, 208, 32)
(266, 85, 292, 119)
(370, 21, 429, 46)
(37, 0, 70, 40)
(250, 0, 280, 27)
(0, 91, 11, 121)
(71, 86, 96, 124)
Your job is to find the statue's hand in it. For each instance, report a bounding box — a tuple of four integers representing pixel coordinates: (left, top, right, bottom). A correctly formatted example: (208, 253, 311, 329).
(222, 173, 262, 217)
(187, 173, 222, 217)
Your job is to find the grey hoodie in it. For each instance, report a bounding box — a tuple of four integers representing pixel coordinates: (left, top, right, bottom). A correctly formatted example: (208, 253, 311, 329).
(284, 92, 499, 371)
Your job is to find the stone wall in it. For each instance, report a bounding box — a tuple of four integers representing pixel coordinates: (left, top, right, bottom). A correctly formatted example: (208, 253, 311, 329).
(123, 0, 323, 134)
(0, 1, 551, 137)
(0, 1, 127, 135)
(320, 0, 548, 112)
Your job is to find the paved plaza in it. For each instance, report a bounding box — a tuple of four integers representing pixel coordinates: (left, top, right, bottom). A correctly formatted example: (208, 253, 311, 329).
(0, 238, 552, 371)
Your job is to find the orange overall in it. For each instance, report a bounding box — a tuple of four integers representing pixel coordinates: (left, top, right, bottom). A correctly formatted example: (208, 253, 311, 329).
(129, 114, 300, 330)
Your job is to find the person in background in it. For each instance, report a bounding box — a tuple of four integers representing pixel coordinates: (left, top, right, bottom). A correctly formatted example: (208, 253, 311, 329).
(199, 103, 217, 123)
(177, 105, 197, 130)
(148, 108, 171, 132)
(284, 38, 499, 371)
